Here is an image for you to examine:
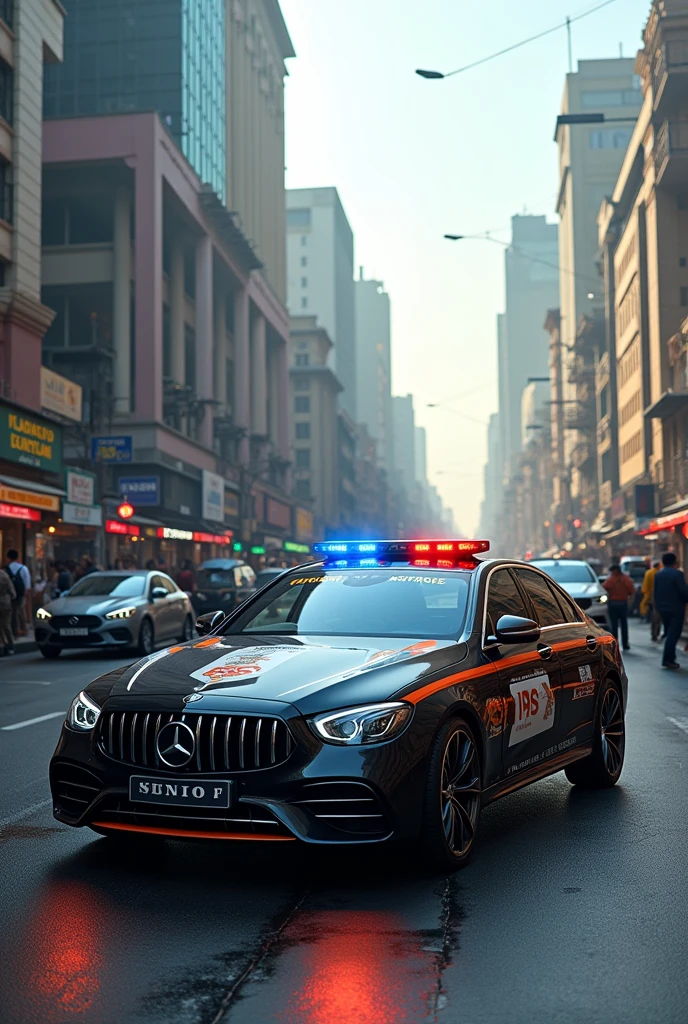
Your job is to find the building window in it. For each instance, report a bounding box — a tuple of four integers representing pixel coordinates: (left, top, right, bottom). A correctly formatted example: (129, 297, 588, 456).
(300, 256, 307, 267)
(295, 422, 311, 439)
(589, 129, 632, 150)
(295, 448, 310, 469)
(301, 235, 307, 247)
(0, 159, 13, 224)
(295, 479, 311, 499)
(294, 396, 310, 413)
(300, 297, 308, 309)
(0, 1, 15, 31)
(0, 60, 13, 126)
(581, 89, 642, 108)
(301, 276, 307, 288)
(681, 286, 688, 307)
(294, 376, 310, 391)
(295, 354, 310, 367)
(287, 208, 311, 228)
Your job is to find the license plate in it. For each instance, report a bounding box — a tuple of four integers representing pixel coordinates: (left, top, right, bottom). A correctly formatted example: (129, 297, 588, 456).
(129, 776, 232, 808)
(60, 627, 88, 636)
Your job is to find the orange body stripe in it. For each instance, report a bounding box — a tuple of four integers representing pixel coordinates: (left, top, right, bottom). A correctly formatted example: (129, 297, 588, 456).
(91, 821, 295, 841)
(193, 637, 223, 649)
(404, 636, 598, 705)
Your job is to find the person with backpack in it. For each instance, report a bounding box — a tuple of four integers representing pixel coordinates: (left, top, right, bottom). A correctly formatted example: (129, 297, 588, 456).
(0, 564, 16, 655)
(5, 550, 30, 638)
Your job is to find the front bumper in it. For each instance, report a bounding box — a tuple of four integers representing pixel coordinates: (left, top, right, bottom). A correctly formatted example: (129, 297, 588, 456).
(49, 700, 428, 845)
(36, 620, 136, 648)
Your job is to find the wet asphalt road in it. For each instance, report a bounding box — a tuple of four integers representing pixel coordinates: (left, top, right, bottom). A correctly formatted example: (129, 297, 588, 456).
(1, 623, 687, 1024)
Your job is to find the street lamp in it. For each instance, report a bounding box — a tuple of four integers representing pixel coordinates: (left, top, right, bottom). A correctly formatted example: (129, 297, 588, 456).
(553, 111, 638, 141)
(416, 68, 444, 79)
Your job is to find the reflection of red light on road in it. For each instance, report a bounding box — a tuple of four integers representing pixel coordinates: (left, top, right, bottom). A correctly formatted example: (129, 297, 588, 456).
(280, 911, 426, 1024)
(29, 881, 104, 1015)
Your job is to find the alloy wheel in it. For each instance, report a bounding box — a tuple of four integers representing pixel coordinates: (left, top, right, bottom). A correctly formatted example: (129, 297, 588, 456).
(140, 620, 154, 655)
(440, 727, 481, 857)
(600, 686, 624, 777)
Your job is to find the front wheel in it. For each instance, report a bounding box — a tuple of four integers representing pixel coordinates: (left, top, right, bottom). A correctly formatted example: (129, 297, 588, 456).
(179, 615, 193, 643)
(40, 645, 61, 659)
(420, 716, 482, 871)
(565, 679, 625, 788)
(137, 618, 154, 656)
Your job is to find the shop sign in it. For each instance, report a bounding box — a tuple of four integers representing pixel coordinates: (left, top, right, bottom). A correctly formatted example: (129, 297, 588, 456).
(63, 502, 103, 527)
(284, 541, 310, 554)
(40, 367, 83, 423)
(157, 526, 193, 541)
(611, 492, 625, 520)
(266, 497, 290, 530)
(156, 526, 232, 544)
(91, 435, 133, 463)
(106, 519, 140, 536)
(296, 507, 314, 540)
(224, 490, 240, 519)
(251, 545, 266, 555)
(0, 501, 41, 522)
(0, 483, 60, 512)
(194, 531, 233, 545)
(66, 469, 95, 507)
(202, 470, 224, 523)
(118, 476, 160, 506)
(0, 402, 62, 472)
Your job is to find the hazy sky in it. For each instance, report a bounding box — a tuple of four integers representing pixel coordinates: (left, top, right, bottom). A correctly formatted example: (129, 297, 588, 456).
(280, 0, 650, 535)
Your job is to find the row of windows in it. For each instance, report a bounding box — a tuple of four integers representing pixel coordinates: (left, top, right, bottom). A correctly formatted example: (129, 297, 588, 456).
(618, 337, 640, 390)
(616, 234, 636, 286)
(0, 60, 13, 126)
(621, 430, 643, 465)
(620, 389, 642, 428)
(294, 396, 310, 413)
(580, 87, 641, 108)
(617, 278, 639, 337)
(295, 422, 310, 439)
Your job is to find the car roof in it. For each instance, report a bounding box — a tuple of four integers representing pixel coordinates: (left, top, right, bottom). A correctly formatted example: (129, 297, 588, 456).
(530, 559, 589, 567)
(198, 559, 243, 569)
(88, 570, 149, 576)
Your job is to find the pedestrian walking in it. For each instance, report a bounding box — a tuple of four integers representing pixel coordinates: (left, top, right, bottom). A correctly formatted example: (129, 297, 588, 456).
(640, 561, 662, 641)
(5, 549, 31, 639)
(602, 564, 635, 651)
(0, 564, 16, 655)
(177, 559, 195, 594)
(652, 552, 688, 670)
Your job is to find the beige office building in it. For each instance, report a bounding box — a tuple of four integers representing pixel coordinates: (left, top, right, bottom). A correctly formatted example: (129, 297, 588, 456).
(555, 58, 641, 515)
(0, 0, 63, 411)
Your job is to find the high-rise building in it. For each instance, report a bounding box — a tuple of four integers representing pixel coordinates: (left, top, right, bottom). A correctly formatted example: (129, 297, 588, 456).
(555, 57, 641, 518)
(354, 271, 393, 472)
(44, 1, 293, 300)
(500, 215, 559, 472)
(392, 394, 416, 497)
(414, 425, 427, 485)
(0, 0, 64, 411)
(286, 187, 356, 419)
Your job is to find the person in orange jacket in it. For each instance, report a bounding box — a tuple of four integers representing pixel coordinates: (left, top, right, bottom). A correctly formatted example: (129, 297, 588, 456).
(603, 564, 635, 651)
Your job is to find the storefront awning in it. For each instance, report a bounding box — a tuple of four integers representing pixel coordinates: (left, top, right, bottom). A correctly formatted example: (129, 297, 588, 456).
(0, 473, 66, 513)
(638, 507, 688, 535)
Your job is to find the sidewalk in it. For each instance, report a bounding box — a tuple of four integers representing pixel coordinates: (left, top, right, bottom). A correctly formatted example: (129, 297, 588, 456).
(10, 626, 37, 655)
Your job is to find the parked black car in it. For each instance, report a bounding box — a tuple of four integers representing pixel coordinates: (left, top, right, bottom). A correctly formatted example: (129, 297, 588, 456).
(190, 559, 257, 616)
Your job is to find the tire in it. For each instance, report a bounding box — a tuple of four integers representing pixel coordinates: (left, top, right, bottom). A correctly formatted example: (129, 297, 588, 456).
(565, 679, 625, 788)
(179, 615, 193, 643)
(137, 618, 155, 656)
(420, 716, 482, 871)
(40, 645, 61, 659)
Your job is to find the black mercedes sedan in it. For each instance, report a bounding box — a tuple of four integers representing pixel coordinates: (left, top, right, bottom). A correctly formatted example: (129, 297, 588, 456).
(50, 539, 628, 870)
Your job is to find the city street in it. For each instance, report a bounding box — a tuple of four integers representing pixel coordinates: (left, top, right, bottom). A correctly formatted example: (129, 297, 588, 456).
(0, 622, 686, 1024)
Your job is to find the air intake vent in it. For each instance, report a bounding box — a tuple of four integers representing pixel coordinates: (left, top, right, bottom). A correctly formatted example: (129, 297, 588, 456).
(51, 763, 102, 820)
(290, 780, 390, 836)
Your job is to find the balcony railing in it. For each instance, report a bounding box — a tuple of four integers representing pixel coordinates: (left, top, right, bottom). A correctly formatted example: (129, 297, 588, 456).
(652, 37, 688, 104)
(654, 119, 688, 183)
(596, 351, 610, 391)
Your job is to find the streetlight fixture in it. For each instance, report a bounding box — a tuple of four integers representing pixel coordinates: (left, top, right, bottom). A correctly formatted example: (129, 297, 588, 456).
(416, 68, 444, 79)
(553, 111, 638, 141)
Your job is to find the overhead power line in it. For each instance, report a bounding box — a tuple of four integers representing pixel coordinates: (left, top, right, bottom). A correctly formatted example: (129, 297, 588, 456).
(417, 0, 618, 80)
(445, 233, 601, 290)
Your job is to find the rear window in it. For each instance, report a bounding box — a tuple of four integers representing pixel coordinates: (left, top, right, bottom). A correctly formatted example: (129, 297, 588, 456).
(224, 568, 471, 639)
(197, 569, 235, 589)
(531, 561, 596, 584)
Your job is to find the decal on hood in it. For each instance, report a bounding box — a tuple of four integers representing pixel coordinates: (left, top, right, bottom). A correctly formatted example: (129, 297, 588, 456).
(189, 645, 307, 690)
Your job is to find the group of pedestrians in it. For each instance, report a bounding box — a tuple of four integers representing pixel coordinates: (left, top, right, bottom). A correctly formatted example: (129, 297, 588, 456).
(603, 553, 688, 670)
(0, 550, 31, 657)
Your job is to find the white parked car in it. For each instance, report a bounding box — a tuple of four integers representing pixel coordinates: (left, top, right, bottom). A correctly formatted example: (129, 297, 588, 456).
(530, 559, 611, 628)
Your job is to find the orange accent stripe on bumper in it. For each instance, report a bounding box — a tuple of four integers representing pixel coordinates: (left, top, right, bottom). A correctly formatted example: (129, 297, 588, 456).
(91, 821, 295, 841)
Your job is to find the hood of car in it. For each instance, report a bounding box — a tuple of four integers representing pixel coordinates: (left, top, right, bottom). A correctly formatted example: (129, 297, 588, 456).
(45, 595, 145, 616)
(100, 635, 465, 714)
(558, 581, 604, 600)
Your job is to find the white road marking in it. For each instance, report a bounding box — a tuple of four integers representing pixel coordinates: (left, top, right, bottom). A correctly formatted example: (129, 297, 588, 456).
(0, 799, 53, 830)
(667, 716, 688, 735)
(1, 711, 65, 731)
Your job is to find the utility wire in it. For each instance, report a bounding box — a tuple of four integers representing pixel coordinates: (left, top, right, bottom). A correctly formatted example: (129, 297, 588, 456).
(435, 0, 618, 79)
(446, 232, 601, 289)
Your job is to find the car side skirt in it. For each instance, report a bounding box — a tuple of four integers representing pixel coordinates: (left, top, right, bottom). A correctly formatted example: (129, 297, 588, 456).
(481, 746, 593, 805)
(90, 821, 296, 841)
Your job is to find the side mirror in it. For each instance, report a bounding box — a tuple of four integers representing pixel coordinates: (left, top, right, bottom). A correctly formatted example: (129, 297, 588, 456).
(151, 586, 168, 600)
(489, 614, 541, 646)
(195, 610, 225, 636)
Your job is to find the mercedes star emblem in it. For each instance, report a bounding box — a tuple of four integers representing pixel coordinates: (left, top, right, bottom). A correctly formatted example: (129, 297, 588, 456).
(182, 693, 203, 704)
(156, 721, 196, 768)
(69, 616, 79, 626)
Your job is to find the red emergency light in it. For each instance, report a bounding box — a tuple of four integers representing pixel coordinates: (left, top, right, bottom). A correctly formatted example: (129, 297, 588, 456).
(313, 539, 490, 568)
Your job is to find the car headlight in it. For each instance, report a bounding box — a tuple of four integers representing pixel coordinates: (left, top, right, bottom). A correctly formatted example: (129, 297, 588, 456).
(105, 606, 137, 620)
(36, 607, 52, 620)
(67, 690, 101, 731)
(596, 594, 608, 604)
(309, 702, 413, 746)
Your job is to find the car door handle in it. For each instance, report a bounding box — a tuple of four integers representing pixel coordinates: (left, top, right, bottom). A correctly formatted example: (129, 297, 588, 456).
(586, 636, 597, 651)
(537, 644, 553, 660)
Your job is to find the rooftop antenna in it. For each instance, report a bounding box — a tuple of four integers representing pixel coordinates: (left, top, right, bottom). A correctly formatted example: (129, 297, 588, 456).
(619, 41, 623, 57)
(566, 15, 573, 73)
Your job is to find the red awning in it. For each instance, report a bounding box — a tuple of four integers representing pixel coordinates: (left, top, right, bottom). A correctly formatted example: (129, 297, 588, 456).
(638, 508, 688, 535)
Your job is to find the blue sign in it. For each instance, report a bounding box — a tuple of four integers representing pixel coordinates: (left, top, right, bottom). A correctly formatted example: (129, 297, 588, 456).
(91, 435, 133, 463)
(118, 476, 160, 506)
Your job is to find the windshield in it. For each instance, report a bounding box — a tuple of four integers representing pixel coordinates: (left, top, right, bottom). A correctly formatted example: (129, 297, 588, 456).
(224, 568, 471, 638)
(531, 562, 596, 584)
(67, 575, 146, 598)
(197, 569, 235, 588)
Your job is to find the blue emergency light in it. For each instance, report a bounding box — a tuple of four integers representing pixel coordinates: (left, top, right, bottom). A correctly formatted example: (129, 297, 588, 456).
(312, 539, 490, 567)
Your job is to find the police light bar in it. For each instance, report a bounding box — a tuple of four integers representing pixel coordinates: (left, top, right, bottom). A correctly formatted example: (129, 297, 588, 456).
(313, 539, 490, 562)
